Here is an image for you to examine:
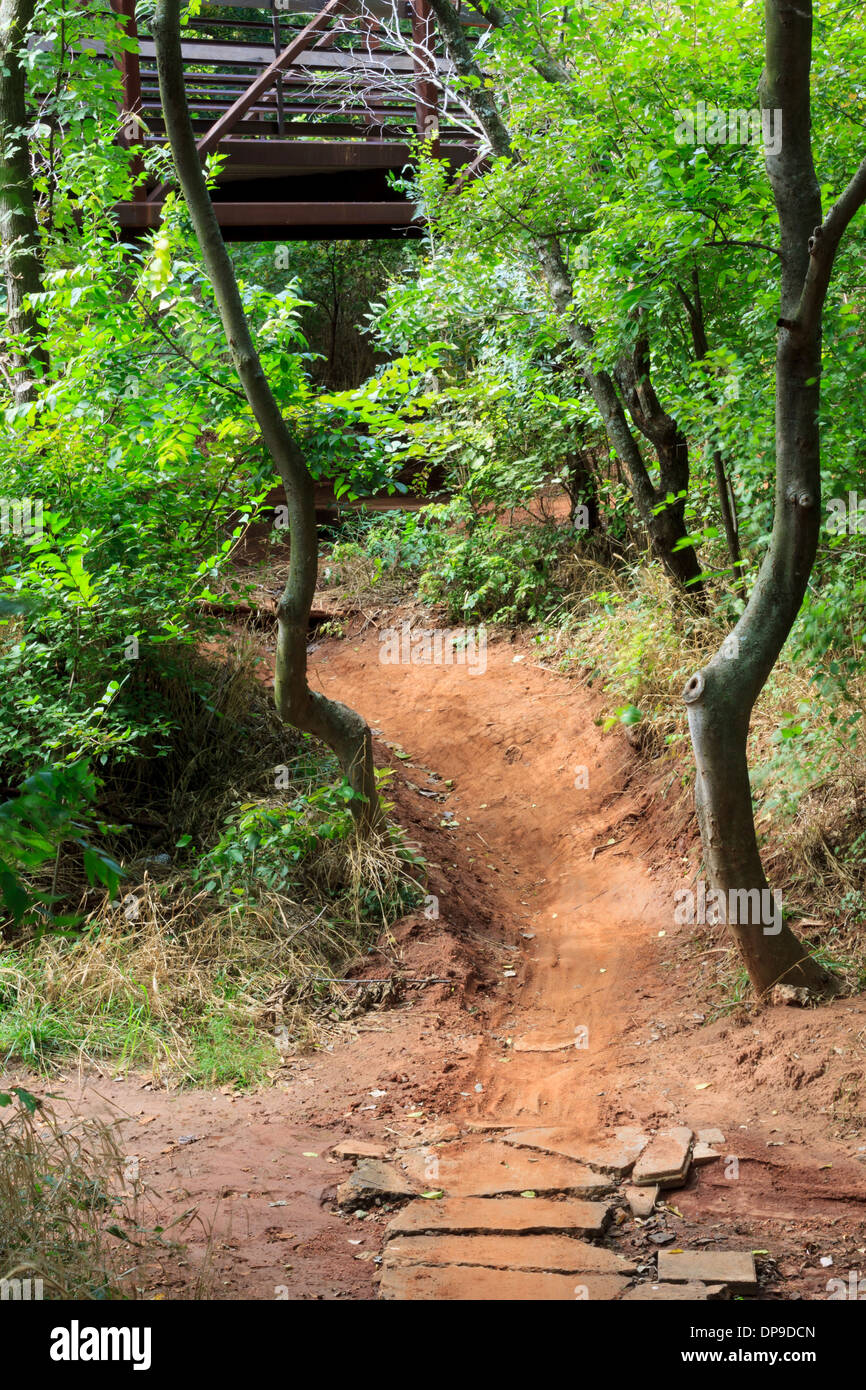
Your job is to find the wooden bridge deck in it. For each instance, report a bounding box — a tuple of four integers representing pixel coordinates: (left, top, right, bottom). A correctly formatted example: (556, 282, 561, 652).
(111, 0, 485, 240)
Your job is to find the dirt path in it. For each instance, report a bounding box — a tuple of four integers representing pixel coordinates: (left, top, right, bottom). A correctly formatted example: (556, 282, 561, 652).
(313, 629, 661, 1130)
(15, 624, 866, 1300)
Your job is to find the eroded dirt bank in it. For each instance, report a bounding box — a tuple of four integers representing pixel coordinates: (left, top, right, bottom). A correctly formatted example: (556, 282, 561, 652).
(12, 627, 866, 1298)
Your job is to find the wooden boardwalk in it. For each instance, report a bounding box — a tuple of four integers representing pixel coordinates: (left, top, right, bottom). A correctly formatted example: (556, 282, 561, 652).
(110, 0, 484, 239)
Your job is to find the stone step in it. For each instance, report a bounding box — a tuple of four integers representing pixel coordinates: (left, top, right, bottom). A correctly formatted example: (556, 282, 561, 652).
(631, 1126, 694, 1188)
(657, 1249, 758, 1292)
(379, 1265, 630, 1301)
(382, 1233, 637, 1275)
(386, 1195, 612, 1239)
(622, 1281, 726, 1301)
(513, 1029, 581, 1052)
(336, 1158, 415, 1208)
(400, 1141, 614, 1198)
(502, 1125, 648, 1176)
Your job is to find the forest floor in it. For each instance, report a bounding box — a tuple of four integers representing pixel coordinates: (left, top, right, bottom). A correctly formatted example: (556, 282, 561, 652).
(9, 607, 866, 1300)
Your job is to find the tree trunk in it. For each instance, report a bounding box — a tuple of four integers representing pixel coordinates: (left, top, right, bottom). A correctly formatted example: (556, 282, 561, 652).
(152, 0, 383, 834)
(0, 0, 48, 403)
(683, 0, 866, 994)
(676, 272, 747, 601)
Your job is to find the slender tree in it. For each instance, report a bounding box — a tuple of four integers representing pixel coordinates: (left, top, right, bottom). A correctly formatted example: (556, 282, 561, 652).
(151, 0, 383, 833)
(0, 0, 48, 402)
(682, 0, 866, 994)
(428, 0, 866, 993)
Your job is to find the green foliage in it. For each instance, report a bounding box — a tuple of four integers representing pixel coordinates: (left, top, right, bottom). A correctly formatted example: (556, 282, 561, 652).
(0, 762, 121, 927)
(192, 783, 357, 901)
(416, 504, 568, 624)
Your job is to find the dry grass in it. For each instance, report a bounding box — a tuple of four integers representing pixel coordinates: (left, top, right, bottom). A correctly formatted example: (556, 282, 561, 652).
(1, 637, 419, 1082)
(1, 827, 415, 1083)
(0, 1089, 164, 1299)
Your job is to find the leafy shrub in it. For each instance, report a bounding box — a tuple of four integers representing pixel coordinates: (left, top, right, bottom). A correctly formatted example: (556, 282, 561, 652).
(192, 782, 357, 901)
(417, 508, 568, 623)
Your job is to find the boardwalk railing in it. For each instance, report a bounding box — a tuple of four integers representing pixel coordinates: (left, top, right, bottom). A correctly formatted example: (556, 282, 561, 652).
(108, 0, 486, 239)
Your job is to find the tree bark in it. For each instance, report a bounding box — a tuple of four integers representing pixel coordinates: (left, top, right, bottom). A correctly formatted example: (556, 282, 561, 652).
(0, 0, 48, 403)
(682, 0, 866, 994)
(427, 0, 704, 595)
(152, 0, 383, 834)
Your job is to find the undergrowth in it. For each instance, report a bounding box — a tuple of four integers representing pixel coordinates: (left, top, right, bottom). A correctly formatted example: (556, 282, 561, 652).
(0, 642, 424, 1084)
(0, 1086, 169, 1299)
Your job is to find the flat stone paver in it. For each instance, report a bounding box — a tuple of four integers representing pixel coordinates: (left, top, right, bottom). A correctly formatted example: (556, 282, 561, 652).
(697, 1127, 726, 1145)
(382, 1233, 636, 1275)
(386, 1195, 612, 1238)
(465, 1119, 527, 1132)
(657, 1249, 758, 1292)
(622, 1281, 725, 1301)
(379, 1265, 630, 1300)
(631, 1127, 694, 1188)
(400, 1141, 614, 1198)
(336, 1158, 415, 1207)
(331, 1139, 389, 1160)
(503, 1125, 648, 1175)
(692, 1142, 722, 1166)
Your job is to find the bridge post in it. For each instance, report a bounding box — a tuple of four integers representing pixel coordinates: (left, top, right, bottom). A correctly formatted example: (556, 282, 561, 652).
(410, 0, 440, 157)
(111, 0, 145, 199)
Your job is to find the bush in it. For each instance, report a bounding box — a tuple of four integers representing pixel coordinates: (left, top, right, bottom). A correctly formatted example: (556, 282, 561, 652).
(417, 508, 569, 623)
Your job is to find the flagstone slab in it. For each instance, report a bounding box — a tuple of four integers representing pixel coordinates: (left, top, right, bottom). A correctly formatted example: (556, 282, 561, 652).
(657, 1249, 758, 1292)
(331, 1139, 389, 1161)
(502, 1125, 648, 1176)
(400, 1141, 614, 1198)
(382, 1233, 636, 1276)
(464, 1118, 528, 1132)
(335, 1159, 415, 1207)
(692, 1142, 722, 1166)
(513, 1030, 583, 1053)
(631, 1127, 694, 1188)
(621, 1281, 726, 1301)
(386, 1195, 612, 1239)
(379, 1265, 630, 1301)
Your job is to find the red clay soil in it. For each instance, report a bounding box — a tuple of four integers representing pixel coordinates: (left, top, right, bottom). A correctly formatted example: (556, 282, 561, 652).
(10, 618, 866, 1299)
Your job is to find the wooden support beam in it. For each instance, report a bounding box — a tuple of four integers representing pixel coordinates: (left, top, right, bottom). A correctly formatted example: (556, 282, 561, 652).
(111, 0, 146, 199)
(118, 199, 421, 232)
(410, 0, 439, 156)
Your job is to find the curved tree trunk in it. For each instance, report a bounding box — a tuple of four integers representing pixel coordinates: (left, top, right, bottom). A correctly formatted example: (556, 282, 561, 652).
(152, 0, 383, 834)
(0, 0, 48, 403)
(682, 0, 866, 995)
